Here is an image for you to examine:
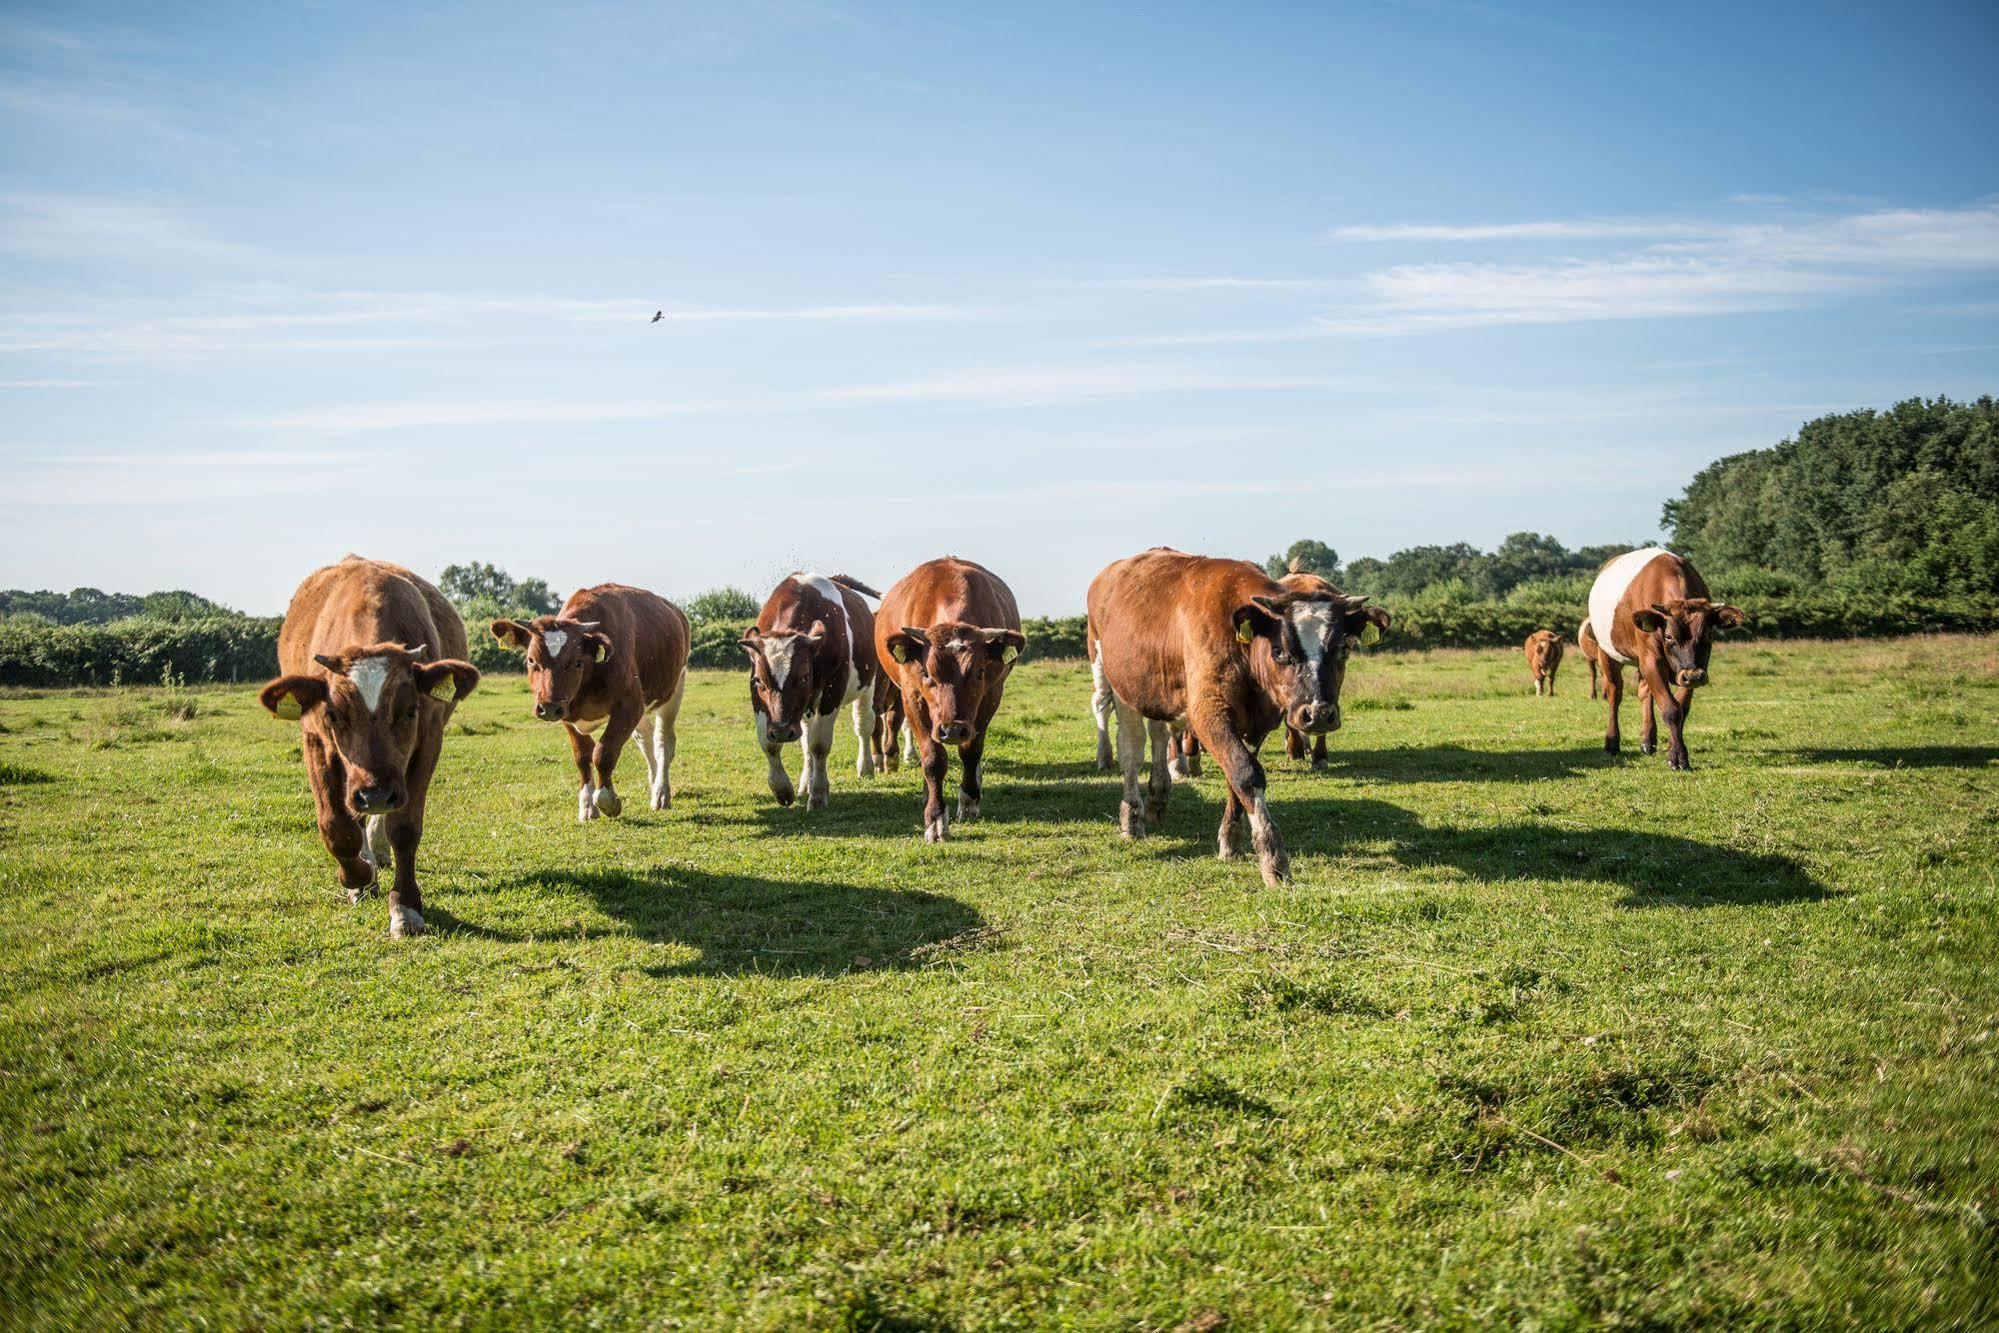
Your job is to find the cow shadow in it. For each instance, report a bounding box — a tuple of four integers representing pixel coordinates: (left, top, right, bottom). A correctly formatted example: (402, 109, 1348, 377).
(1308, 745, 1618, 783)
(484, 864, 987, 977)
(1769, 746, 1999, 770)
(746, 782, 1101, 838)
(1145, 792, 1829, 909)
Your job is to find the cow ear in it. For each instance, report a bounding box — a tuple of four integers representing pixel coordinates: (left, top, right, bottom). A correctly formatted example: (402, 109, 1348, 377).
(1712, 603, 1747, 630)
(260, 675, 328, 721)
(1632, 606, 1668, 633)
(586, 632, 613, 664)
(1232, 600, 1282, 645)
(982, 628, 1026, 664)
(887, 627, 929, 664)
(740, 626, 763, 656)
(491, 619, 533, 650)
(312, 652, 349, 676)
(806, 619, 829, 644)
(414, 659, 480, 704)
(1343, 598, 1388, 646)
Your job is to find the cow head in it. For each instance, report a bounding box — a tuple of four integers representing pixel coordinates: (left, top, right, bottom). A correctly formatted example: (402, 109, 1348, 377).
(1232, 592, 1389, 735)
(1630, 598, 1746, 688)
(260, 642, 479, 816)
(741, 621, 828, 744)
(491, 617, 612, 721)
(882, 622, 1026, 746)
(1527, 631, 1563, 669)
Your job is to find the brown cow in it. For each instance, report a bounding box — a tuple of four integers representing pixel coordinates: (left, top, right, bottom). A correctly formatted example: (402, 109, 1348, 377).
(741, 573, 881, 810)
(492, 584, 689, 820)
(875, 557, 1026, 842)
(1087, 548, 1387, 886)
(1577, 618, 1605, 699)
(1524, 629, 1565, 696)
(259, 557, 481, 938)
(1586, 547, 1746, 770)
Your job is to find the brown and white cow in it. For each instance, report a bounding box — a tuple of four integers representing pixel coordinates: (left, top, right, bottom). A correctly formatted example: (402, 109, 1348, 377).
(260, 556, 481, 938)
(1279, 563, 1371, 769)
(875, 557, 1025, 842)
(492, 584, 689, 819)
(1524, 629, 1565, 696)
(1577, 618, 1606, 699)
(1087, 548, 1387, 886)
(741, 573, 882, 810)
(1586, 548, 1746, 770)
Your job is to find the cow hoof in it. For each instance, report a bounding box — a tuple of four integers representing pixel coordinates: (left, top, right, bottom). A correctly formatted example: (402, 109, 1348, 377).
(389, 907, 424, 938)
(924, 816, 949, 843)
(807, 792, 828, 813)
(1669, 752, 1692, 772)
(651, 789, 671, 811)
(1143, 797, 1167, 827)
(957, 799, 980, 824)
(1640, 741, 1657, 756)
(593, 787, 623, 818)
(1119, 801, 1144, 839)
(1167, 760, 1190, 780)
(1603, 738, 1620, 755)
(1258, 854, 1293, 887)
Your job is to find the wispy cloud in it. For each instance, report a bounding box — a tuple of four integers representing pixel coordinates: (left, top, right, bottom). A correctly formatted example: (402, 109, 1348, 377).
(1328, 220, 1705, 243)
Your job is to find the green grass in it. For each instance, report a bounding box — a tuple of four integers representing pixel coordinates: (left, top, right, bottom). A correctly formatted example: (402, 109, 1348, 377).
(3, 637, 1996, 1328)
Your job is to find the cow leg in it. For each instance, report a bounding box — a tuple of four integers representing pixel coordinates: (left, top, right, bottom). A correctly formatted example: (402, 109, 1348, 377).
(1588, 656, 1599, 700)
(1114, 699, 1149, 838)
(634, 707, 659, 799)
(1602, 661, 1624, 755)
(305, 732, 374, 899)
(1639, 681, 1658, 756)
(589, 704, 640, 818)
(1655, 676, 1694, 771)
(1194, 714, 1288, 885)
(382, 730, 443, 938)
(918, 716, 951, 843)
(1090, 647, 1117, 772)
(1547, 660, 1558, 697)
(1184, 732, 1202, 777)
(565, 722, 597, 821)
(852, 686, 877, 779)
(1217, 787, 1244, 860)
(957, 730, 987, 824)
(1144, 718, 1171, 826)
(1285, 725, 1306, 762)
(804, 711, 837, 811)
(651, 677, 683, 810)
(754, 708, 795, 807)
(1311, 732, 1329, 770)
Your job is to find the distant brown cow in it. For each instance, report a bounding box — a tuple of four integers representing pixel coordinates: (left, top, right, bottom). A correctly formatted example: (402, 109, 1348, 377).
(260, 556, 481, 937)
(1524, 629, 1565, 696)
(875, 557, 1026, 842)
(492, 584, 689, 820)
(1087, 548, 1388, 886)
(741, 573, 881, 810)
(1586, 547, 1746, 770)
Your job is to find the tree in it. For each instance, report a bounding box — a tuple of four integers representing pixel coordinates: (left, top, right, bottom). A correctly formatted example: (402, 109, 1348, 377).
(1263, 539, 1341, 583)
(684, 587, 759, 624)
(439, 562, 559, 616)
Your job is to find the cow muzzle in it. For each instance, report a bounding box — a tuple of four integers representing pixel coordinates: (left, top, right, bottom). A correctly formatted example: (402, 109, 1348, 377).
(765, 721, 802, 744)
(933, 721, 971, 745)
(534, 700, 568, 721)
(1676, 668, 1708, 689)
(350, 783, 404, 815)
(1295, 702, 1340, 735)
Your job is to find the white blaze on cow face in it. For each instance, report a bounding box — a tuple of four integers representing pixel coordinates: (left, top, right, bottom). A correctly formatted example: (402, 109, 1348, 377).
(1289, 602, 1335, 673)
(349, 656, 392, 713)
(763, 633, 803, 689)
(542, 629, 570, 658)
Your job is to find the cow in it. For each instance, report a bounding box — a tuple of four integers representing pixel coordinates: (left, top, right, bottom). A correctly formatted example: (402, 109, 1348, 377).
(259, 556, 481, 938)
(1577, 618, 1605, 699)
(491, 584, 689, 820)
(1087, 548, 1387, 886)
(1278, 562, 1362, 769)
(1586, 547, 1746, 770)
(1524, 629, 1565, 696)
(740, 573, 882, 810)
(875, 557, 1026, 842)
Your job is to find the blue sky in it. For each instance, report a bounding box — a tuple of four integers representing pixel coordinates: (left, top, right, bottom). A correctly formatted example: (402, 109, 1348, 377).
(3, 1, 1995, 615)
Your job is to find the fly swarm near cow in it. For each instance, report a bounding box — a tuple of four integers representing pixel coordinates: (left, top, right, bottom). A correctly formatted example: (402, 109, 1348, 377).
(740, 573, 883, 811)
(492, 583, 690, 820)
(259, 556, 481, 938)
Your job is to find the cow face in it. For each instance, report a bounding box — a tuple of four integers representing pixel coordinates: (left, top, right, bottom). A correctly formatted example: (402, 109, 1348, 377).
(1234, 592, 1389, 735)
(741, 621, 828, 744)
(883, 622, 1026, 746)
(1527, 632, 1563, 672)
(492, 618, 612, 721)
(261, 643, 479, 816)
(1631, 598, 1746, 688)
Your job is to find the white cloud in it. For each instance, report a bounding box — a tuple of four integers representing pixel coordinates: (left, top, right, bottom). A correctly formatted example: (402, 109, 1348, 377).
(1328, 220, 1706, 243)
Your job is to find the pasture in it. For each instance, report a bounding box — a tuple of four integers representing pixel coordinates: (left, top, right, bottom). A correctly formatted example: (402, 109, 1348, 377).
(2, 637, 1995, 1328)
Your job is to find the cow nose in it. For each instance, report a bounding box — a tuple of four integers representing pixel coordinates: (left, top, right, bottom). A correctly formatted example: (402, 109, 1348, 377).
(352, 784, 399, 813)
(934, 721, 971, 745)
(535, 701, 566, 721)
(1679, 668, 1708, 688)
(1301, 702, 1340, 734)
(768, 723, 801, 743)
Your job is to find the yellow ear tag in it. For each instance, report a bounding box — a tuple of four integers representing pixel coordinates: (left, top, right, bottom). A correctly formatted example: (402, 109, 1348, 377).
(1235, 620, 1254, 644)
(275, 693, 302, 721)
(593, 644, 608, 663)
(1359, 622, 1382, 647)
(430, 676, 458, 702)
(1001, 645, 1019, 664)
(890, 642, 908, 663)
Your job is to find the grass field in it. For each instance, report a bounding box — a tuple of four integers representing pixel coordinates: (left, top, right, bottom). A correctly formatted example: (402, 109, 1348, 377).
(2, 637, 1996, 1328)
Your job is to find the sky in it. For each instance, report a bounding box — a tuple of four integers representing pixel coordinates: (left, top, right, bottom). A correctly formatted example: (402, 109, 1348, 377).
(2, 1, 1996, 616)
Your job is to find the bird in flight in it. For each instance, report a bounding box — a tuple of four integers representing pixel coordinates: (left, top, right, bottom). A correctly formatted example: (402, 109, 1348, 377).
(650, 310, 663, 323)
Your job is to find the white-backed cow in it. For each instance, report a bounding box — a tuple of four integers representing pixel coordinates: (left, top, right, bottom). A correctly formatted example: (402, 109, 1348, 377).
(741, 572, 882, 810)
(1087, 548, 1386, 886)
(875, 557, 1025, 842)
(492, 583, 689, 819)
(1586, 548, 1746, 770)
(260, 556, 481, 937)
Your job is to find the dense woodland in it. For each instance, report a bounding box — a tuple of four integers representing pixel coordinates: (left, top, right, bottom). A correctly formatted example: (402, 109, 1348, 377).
(3, 398, 1993, 684)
